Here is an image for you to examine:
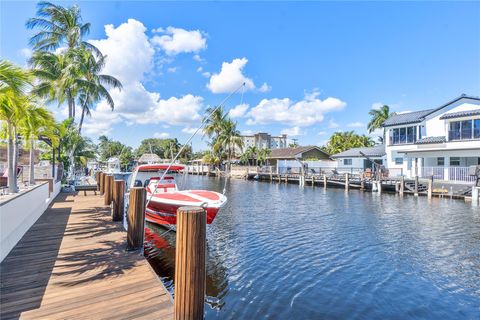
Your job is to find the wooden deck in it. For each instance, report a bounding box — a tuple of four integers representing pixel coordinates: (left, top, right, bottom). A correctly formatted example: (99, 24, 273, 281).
(0, 193, 173, 319)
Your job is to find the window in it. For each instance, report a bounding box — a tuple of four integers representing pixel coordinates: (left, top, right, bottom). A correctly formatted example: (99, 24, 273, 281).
(450, 157, 460, 166)
(449, 119, 480, 140)
(437, 157, 445, 166)
(407, 127, 416, 143)
(343, 159, 352, 165)
(395, 157, 403, 165)
(389, 126, 417, 145)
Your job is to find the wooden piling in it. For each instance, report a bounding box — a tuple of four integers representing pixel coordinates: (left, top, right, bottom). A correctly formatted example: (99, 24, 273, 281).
(360, 179, 365, 191)
(414, 176, 419, 197)
(323, 174, 327, 188)
(95, 172, 101, 191)
(345, 173, 349, 191)
(127, 187, 146, 251)
(311, 175, 315, 186)
(174, 206, 206, 320)
(112, 180, 125, 221)
(104, 175, 113, 206)
(428, 179, 433, 199)
(400, 176, 404, 196)
(99, 172, 105, 195)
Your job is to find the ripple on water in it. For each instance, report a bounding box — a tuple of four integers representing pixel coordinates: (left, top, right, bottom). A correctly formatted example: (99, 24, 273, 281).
(144, 176, 480, 319)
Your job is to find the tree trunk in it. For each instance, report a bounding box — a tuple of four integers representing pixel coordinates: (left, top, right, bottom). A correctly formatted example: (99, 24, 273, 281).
(68, 94, 73, 119)
(12, 126, 19, 192)
(7, 122, 17, 193)
(71, 96, 76, 121)
(29, 140, 35, 185)
(78, 107, 86, 134)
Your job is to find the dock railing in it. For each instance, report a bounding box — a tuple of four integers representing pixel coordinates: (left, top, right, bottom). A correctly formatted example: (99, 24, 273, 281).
(421, 166, 475, 183)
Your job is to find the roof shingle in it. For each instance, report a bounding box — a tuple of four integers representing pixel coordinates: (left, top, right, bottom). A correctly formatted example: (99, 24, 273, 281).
(331, 145, 385, 158)
(415, 136, 446, 144)
(268, 146, 329, 159)
(439, 109, 480, 120)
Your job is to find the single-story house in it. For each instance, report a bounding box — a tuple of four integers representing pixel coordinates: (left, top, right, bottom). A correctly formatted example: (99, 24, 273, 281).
(331, 145, 386, 171)
(268, 146, 334, 173)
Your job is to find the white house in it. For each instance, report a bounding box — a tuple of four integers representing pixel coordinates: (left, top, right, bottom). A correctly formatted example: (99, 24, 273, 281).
(331, 145, 386, 173)
(382, 94, 480, 182)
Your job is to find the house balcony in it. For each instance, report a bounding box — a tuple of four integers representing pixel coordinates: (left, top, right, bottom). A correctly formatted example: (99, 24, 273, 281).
(420, 166, 477, 184)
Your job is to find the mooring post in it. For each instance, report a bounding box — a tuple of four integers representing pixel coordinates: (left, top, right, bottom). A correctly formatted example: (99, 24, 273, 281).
(428, 178, 433, 199)
(414, 176, 419, 197)
(472, 187, 479, 206)
(175, 206, 206, 320)
(312, 175, 315, 186)
(378, 178, 382, 194)
(345, 173, 349, 191)
(127, 187, 146, 251)
(323, 174, 327, 188)
(95, 172, 101, 191)
(360, 178, 365, 191)
(104, 175, 113, 206)
(112, 180, 125, 221)
(400, 176, 404, 196)
(99, 172, 105, 195)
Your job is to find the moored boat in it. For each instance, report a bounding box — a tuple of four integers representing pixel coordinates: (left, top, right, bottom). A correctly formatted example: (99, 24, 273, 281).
(128, 164, 227, 225)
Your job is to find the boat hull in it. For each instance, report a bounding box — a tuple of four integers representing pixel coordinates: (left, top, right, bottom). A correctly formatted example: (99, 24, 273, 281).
(146, 201, 220, 225)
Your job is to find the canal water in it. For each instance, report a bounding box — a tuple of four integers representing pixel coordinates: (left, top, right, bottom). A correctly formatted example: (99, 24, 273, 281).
(144, 175, 480, 319)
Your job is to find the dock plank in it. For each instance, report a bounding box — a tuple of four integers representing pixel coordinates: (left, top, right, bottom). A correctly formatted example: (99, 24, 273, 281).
(0, 192, 173, 319)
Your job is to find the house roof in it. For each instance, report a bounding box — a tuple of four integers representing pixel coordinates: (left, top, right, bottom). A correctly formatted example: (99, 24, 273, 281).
(415, 136, 446, 144)
(268, 146, 330, 159)
(439, 109, 480, 120)
(137, 153, 161, 163)
(382, 94, 480, 127)
(331, 144, 385, 158)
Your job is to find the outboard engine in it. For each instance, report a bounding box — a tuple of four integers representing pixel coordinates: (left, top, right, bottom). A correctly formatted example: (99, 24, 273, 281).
(468, 165, 480, 187)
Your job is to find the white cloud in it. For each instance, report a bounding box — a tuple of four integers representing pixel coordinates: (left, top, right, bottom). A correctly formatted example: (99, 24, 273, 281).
(196, 66, 203, 72)
(207, 58, 257, 93)
(318, 131, 327, 136)
(241, 130, 254, 136)
(258, 82, 271, 93)
(281, 126, 303, 136)
(153, 132, 170, 138)
(202, 71, 211, 78)
(246, 92, 346, 127)
(19, 48, 32, 59)
(167, 67, 177, 73)
(347, 121, 365, 128)
(83, 19, 204, 134)
(328, 119, 339, 129)
(182, 127, 198, 135)
(228, 103, 249, 118)
(193, 54, 204, 62)
(371, 102, 384, 110)
(151, 27, 207, 55)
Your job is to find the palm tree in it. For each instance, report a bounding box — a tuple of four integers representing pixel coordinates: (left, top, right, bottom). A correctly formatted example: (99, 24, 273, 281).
(27, 2, 101, 120)
(257, 148, 271, 166)
(368, 105, 396, 142)
(323, 131, 375, 155)
(76, 49, 122, 133)
(19, 102, 56, 185)
(0, 61, 31, 193)
(203, 106, 226, 139)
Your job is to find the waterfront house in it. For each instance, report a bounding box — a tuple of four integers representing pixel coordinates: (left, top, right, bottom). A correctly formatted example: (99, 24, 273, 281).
(331, 145, 386, 174)
(268, 146, 334, 174)
(382, 94, 480, 183)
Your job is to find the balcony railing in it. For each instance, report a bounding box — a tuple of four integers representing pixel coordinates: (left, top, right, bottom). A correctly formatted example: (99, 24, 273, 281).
(420, 166, 476, 183)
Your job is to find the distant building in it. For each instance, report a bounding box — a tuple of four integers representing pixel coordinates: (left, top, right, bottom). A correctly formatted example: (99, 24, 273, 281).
(237, 132, 287, 154)
(331, 145, 386, 170)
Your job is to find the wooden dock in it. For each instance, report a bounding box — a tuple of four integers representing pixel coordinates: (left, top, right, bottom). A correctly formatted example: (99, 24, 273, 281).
(0, 193, 173, 319)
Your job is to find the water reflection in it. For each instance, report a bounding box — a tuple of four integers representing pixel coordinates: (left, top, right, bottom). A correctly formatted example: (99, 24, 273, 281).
(144, 222, 229, 310)
(145, 175, 480, 319)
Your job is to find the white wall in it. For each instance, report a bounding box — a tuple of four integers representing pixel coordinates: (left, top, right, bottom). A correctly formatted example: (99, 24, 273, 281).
(0, 181, 61, 262)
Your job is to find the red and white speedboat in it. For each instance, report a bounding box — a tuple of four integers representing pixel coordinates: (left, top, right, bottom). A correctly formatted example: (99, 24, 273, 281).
(128, 164, 227, 225)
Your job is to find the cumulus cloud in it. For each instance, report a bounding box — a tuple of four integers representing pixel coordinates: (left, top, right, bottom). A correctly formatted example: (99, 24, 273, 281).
(246, 91, 346, 127)
(83, 19, 204, 134)
(202, 71, 211, 78)
(258, 83, 271, 93)
(167, 67, 177, 73)
(207, 58, 258, 93)
(318, 131, 327, 136)
(193, 54, 204, 62)
(281, 126, 304, 136)
(347, 121, 365, 128)
(228, 103, 249, 118)
(328, 119, 340, 129)
(182, 127, 198, 135)
(153, 132, 170, 138)
(151, 27, 207, 55)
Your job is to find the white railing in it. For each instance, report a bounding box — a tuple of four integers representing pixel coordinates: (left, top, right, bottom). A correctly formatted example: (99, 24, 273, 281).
(420, 166, 475, 183)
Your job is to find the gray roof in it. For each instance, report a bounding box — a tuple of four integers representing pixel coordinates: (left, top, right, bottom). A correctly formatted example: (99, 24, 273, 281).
(382, 94, 480, 127)
(268, 146, 330, 159)
(382, 109, 435, 127)
(331, 145, 385, 158)
(415, 136, 446, 144)
(439, 109, 480, 120)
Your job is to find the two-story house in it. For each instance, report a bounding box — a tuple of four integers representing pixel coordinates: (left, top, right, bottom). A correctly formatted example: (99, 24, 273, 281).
(382, 94, 480, 183)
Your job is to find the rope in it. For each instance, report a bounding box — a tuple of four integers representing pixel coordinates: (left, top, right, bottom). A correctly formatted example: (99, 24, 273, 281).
(144, 82, 246, 208)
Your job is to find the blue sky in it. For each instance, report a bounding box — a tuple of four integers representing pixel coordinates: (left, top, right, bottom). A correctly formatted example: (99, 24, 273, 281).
(1, 1, 479, 151)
